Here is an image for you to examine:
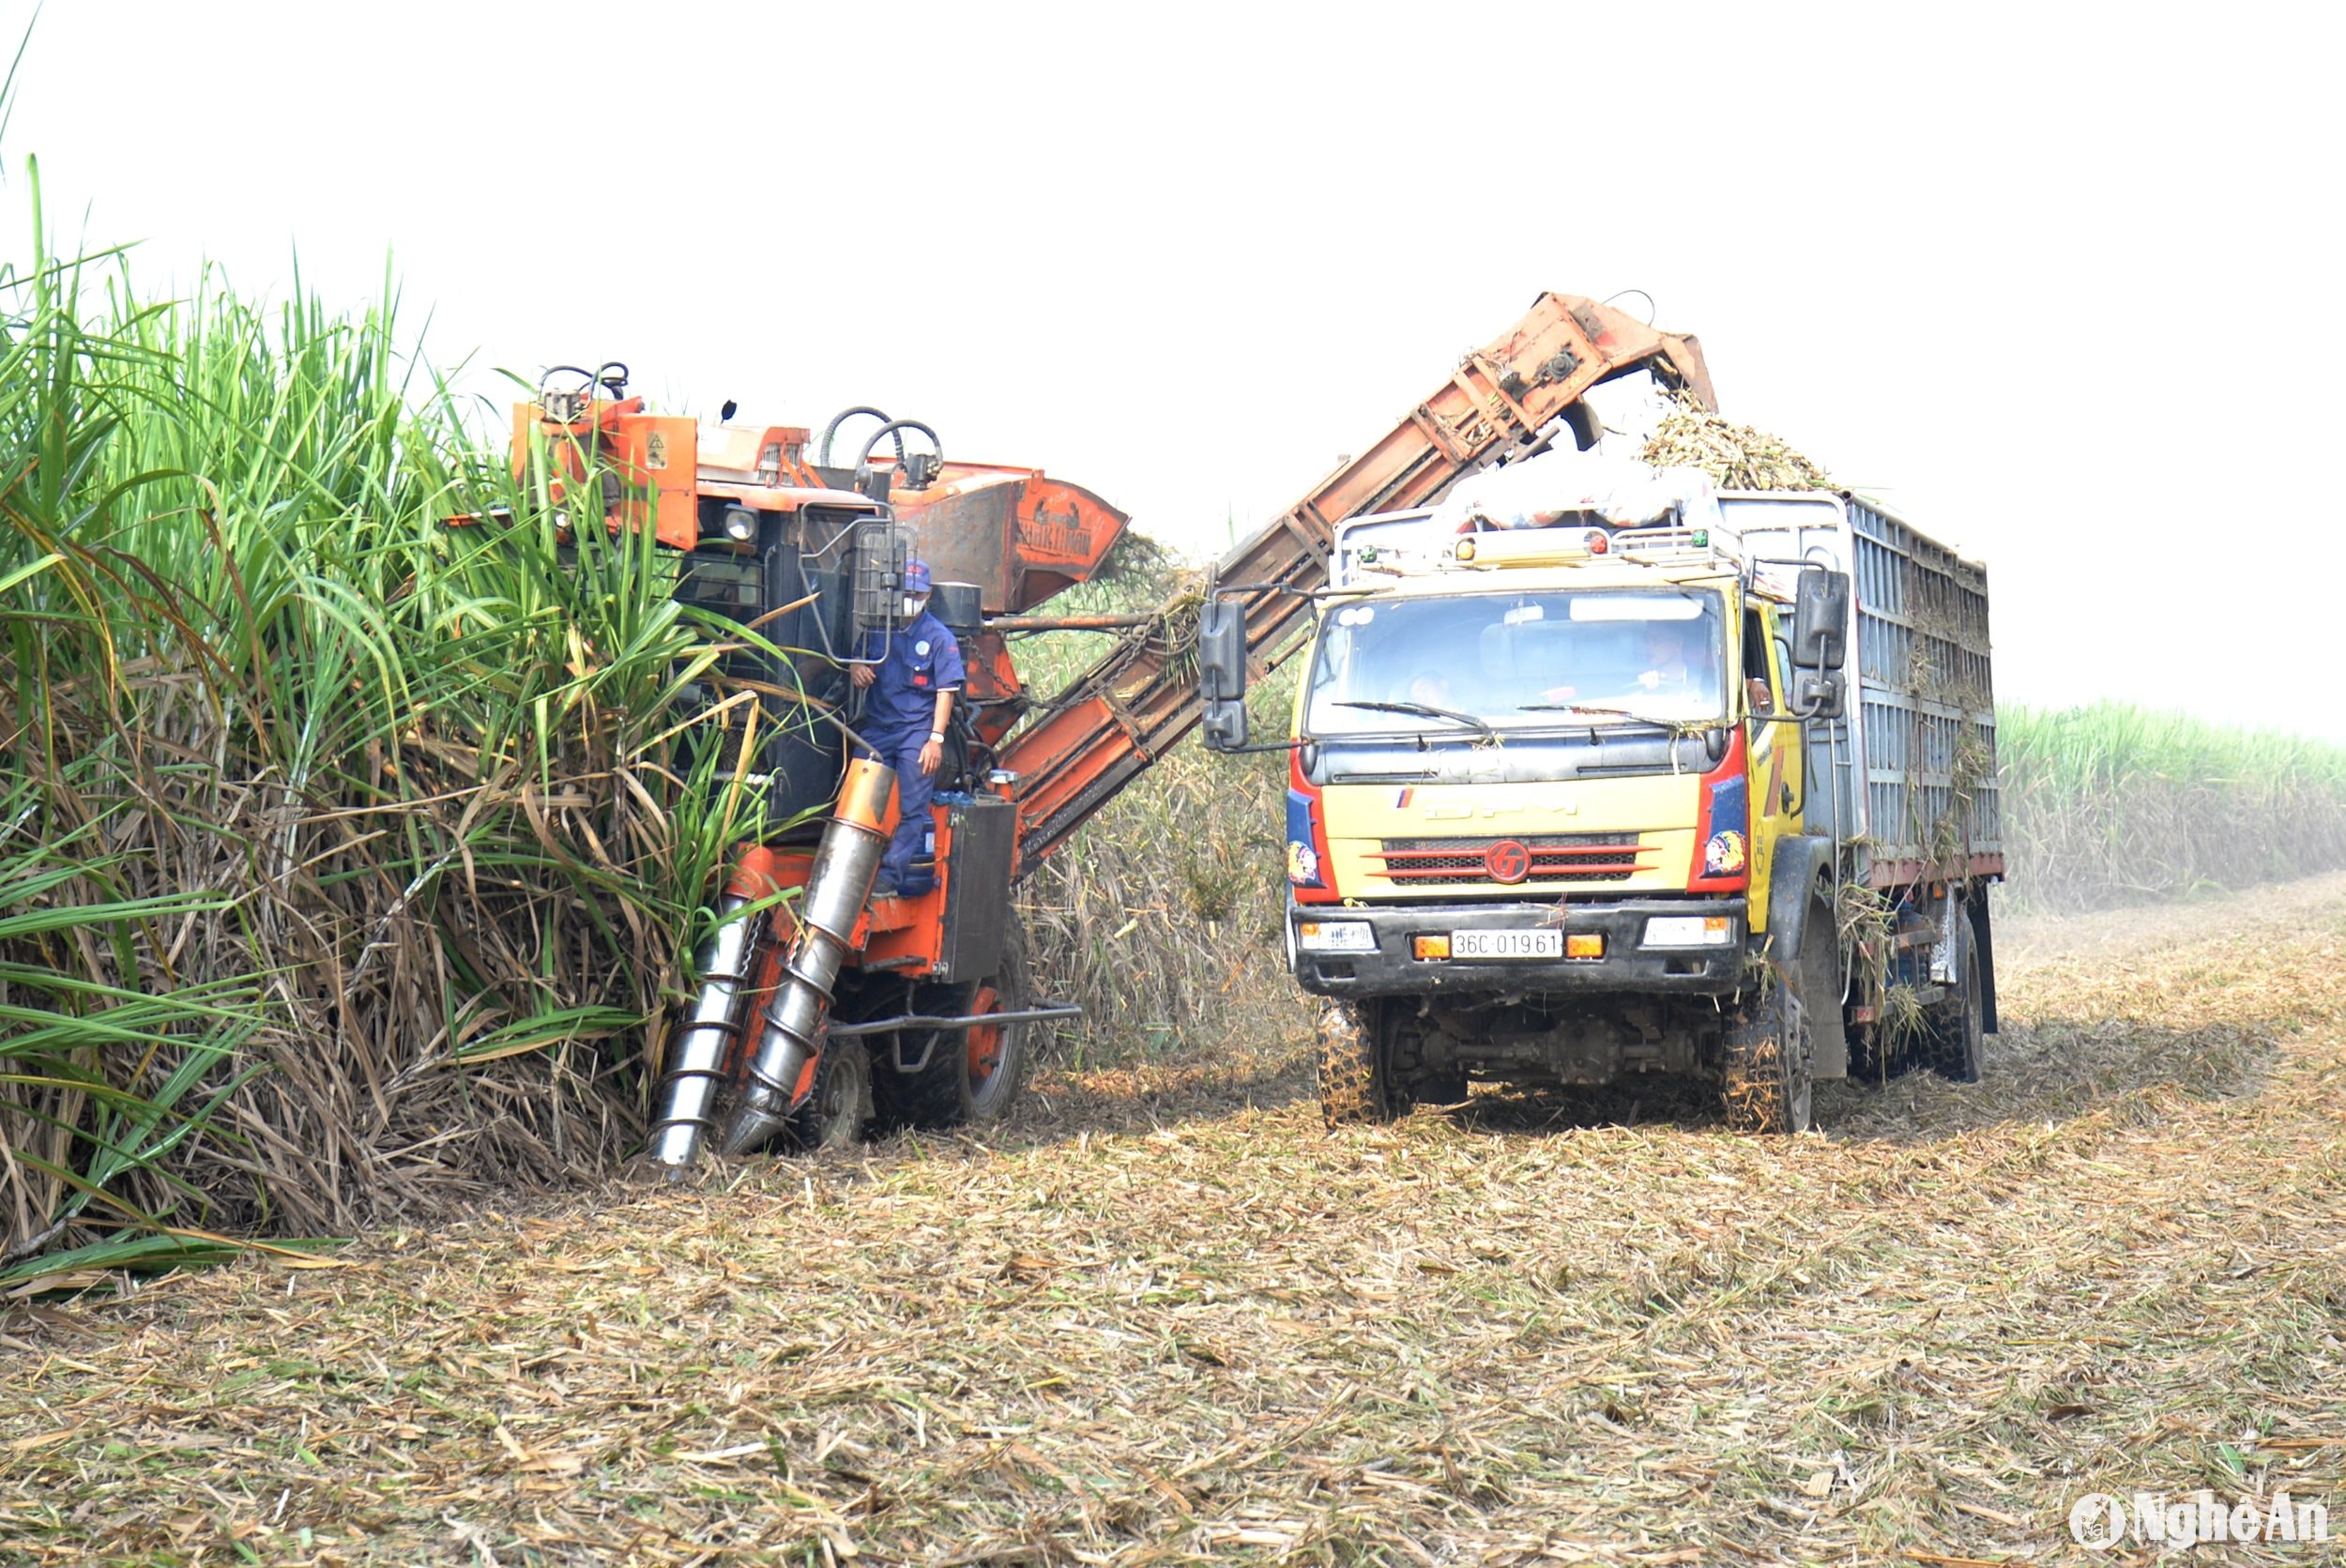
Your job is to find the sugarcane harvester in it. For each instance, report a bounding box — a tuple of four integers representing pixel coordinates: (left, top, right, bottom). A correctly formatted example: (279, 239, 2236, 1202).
(506, 295, 1713, 1168)
(493, 367, 1132, 1167)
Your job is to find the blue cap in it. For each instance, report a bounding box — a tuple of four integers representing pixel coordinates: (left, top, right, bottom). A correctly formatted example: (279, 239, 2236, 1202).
(903, 559, 933, 594)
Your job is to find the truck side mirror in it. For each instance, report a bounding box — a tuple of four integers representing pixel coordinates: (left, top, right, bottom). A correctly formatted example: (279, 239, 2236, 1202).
(1198, 595, 1248, 701)
(1793, 669, 1847, 720)
(1202, 698, 1252, 751)
(1791, 567, 1851, 669)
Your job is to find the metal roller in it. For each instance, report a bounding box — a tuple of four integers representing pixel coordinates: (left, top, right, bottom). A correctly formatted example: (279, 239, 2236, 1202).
(719, 755, 895, 1156)
(645, 893, 756, 1171)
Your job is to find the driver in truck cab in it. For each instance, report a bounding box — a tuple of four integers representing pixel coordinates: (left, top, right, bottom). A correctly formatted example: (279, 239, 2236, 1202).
(848, 559, 964, 897)
(1533, 617, 1707, 709)
(1635, 620, 1696, 694)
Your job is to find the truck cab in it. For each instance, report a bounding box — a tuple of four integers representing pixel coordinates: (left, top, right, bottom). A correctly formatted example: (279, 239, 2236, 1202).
(1288, 524, 1782, 992)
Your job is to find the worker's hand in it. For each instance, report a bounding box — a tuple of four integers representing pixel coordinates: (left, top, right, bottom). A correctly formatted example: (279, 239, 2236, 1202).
(918, 738, 943, 777)
(848, 663, 876, 689)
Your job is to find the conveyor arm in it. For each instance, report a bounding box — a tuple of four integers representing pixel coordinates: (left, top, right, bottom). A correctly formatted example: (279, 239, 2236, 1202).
(998, 292, 1714, 875)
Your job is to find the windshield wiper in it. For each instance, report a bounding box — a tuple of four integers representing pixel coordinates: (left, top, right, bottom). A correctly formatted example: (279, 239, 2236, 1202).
(1333, 700, 1495, 740)
(1516, 702, 1681, 731)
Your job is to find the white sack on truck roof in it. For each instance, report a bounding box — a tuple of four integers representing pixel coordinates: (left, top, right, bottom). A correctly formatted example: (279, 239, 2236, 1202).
(1430, 449, 1723, 536)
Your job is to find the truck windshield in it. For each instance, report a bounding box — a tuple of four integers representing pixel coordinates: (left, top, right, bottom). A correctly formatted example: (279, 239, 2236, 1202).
(1303, 588, 1727, 737)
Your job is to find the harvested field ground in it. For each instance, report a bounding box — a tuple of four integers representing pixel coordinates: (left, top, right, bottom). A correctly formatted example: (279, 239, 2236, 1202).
(5, 879, 2344, 1566)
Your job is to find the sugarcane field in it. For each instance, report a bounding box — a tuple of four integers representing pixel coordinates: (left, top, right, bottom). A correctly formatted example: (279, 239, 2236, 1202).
(3, 8, 2341, 1566)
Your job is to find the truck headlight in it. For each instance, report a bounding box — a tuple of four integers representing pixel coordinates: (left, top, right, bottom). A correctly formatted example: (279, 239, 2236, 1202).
(1297, 921, 1376, 953)
(1642, 915, 1735, 949)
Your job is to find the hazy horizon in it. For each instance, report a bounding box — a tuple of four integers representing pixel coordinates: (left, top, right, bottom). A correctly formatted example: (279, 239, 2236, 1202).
(7, 2, 2337, 738)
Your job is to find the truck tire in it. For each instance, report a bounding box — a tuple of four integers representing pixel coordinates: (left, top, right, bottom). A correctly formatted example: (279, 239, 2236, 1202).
(1318, 999, 1404, 1126)
(1800, 894, 1849, 1081)
(1722, 922, 1817, 1134)
(1922, 917, 1984, 1084)
(876, 931, 1032, 1131)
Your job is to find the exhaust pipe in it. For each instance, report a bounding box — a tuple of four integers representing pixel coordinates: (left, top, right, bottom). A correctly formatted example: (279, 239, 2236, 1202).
(646, 892, 758, 1172)
(718, 755, 895, 1156)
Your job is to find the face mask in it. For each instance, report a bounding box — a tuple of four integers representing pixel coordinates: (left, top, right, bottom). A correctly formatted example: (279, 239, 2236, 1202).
(900, 595, 925, 620)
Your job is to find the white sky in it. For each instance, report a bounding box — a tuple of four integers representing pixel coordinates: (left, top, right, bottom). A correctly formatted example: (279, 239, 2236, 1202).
(8, 1, 2340, 736)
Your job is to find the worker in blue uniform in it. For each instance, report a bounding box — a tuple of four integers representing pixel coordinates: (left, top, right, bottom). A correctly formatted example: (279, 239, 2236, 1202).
(848, 559, 965, 897)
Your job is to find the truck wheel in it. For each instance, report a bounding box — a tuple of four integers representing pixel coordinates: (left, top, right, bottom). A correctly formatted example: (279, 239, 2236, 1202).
(1922, 918, 1984, 1084)
(876, 936, 1032, 1130)
(1318, 1000, 1403, 1126)
(787, 1039, 873, 1150)
(1722, 967, 1814, 1134)
(1799, 894, 1848, 1081)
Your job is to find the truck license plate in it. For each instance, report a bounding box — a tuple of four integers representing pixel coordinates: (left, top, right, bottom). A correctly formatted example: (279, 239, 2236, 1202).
(1451, 929, 1563, 960)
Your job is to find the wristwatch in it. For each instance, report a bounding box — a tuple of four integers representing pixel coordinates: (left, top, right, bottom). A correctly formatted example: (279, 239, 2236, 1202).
(928, 731, 945, 743)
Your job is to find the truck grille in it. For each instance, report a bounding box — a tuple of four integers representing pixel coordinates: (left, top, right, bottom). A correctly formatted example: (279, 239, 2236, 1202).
(1373, 832, 1649, 885)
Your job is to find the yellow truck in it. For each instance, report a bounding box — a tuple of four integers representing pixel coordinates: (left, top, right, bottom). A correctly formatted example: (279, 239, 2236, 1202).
(1198, 454, 2002, 1133)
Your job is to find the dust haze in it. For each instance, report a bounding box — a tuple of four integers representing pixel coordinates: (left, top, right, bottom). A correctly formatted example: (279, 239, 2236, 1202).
(8, 1, 2338, 734)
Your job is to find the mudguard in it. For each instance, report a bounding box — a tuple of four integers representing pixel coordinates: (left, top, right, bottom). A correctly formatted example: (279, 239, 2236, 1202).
(1767, 835, 1847, 1079)
(1972, 890, 1999, 1036)
(1767, 836, 1836, 957)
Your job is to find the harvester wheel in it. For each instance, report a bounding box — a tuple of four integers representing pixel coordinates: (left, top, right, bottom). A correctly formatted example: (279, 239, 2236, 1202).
(1318, 1000, 1404, 1126)
(1922, 917, 1984, 1084)
(1722, 958, 1814, 1135)
(876, 933, 1032, 1131)
(788, 1039, 873, 1151)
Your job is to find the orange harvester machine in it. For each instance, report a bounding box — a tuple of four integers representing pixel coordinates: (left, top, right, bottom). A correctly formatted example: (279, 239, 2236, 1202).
(513, 293, 1714, 1168)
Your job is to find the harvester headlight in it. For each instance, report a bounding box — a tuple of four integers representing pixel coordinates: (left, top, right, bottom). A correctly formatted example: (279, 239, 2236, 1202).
(723, 506, 757, 543)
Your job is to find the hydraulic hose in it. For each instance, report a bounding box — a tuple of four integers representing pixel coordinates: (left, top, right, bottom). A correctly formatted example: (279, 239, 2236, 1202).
(817, 406, 894, 467)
